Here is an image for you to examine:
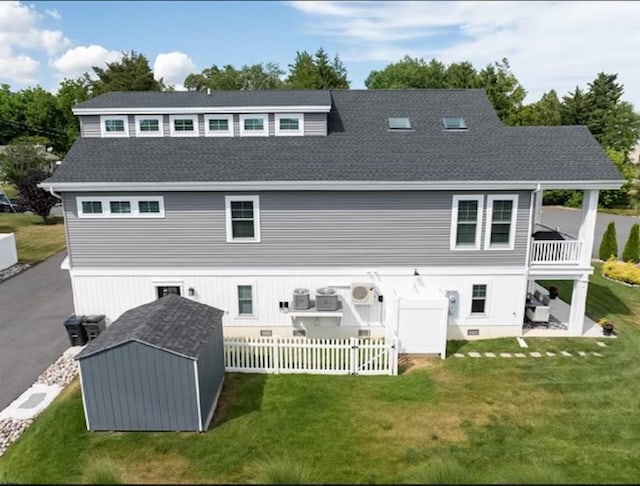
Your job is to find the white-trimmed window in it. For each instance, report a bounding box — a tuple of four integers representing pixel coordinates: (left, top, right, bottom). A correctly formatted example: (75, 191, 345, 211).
(450, 195, 483, 250)
(154, 282, 184, 299)
(239, 114, 268, 137)
(204, 114, 233, 137)
(225, 195, 260, 242)
(236, 283, 257, 318)
(77, 196, 165, 218)
(275, 113, 303, 136)
(100, 115, 129, 137)
(135, 115, 163, 137)
(169, 115, 199, 137)
(485, 195, 518, 250)
(471, 284, 487, 315)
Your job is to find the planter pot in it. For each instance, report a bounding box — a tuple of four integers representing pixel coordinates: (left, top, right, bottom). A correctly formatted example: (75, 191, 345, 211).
(602, 324, 614, 336)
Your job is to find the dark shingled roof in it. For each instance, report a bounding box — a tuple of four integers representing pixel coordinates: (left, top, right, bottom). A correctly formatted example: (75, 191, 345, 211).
(75, 90, 332, 109)
(76, 295, 224, 360)
(49, 89, 623, 184)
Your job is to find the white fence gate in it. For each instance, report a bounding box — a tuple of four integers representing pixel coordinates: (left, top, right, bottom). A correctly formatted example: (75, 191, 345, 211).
(224, 336, 398, 376)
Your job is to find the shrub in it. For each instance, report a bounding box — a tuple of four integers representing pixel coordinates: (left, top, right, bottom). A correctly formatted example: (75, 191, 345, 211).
(257, 456, 313, 484)
(599, 222, 618, 260)
(602, 259, 640, 285)
(83, 458, 123, 484)
(622, 223, 640, 263)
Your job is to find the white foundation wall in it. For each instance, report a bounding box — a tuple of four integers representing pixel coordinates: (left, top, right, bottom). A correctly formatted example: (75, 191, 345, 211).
(68, 266, 528, 340)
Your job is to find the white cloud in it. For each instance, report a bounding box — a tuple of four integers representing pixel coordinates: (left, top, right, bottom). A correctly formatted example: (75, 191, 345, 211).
(0, 54, 39, 84)
(153, 51, 196, 90)
(45, 8, 61, 21)
(289, 1, 640, 108)
(51, 45, 123, 80)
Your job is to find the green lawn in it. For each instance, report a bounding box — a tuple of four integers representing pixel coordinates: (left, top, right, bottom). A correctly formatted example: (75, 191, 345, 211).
(1, 263, 639, 484)
(0, 213, 66, 263)
(0, 183, 18, 199)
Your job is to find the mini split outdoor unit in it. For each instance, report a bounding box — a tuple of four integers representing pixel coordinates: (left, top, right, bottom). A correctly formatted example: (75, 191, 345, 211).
(351, 283, 375, 305)
(315, 287, 339, 311)
(292, 288, 310, 310)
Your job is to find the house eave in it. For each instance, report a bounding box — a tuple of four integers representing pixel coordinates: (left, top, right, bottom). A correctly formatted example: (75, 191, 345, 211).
(39, 179, 625, 192)
(72, 105, 332, 115)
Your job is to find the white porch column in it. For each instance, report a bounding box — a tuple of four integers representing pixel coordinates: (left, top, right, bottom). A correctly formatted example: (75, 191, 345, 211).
(577, 189, 599, 266)
(533, 187, 543, 227)
(568, 276, 589, 336)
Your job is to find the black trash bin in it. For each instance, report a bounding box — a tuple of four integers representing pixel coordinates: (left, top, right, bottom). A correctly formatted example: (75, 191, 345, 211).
(83, 315, 106, 341)
(64, 315, 87, 346)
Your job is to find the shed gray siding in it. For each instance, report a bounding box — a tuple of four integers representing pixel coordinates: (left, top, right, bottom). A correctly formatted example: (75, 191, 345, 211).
(79, 113, 326, 137)
(196, 324, 225, 428)
(79, 341, 199, 431)
(64, 190, 531, 267)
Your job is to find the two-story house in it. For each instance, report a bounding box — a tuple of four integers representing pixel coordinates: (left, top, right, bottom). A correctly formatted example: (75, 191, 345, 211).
(41, 89, 623, 356)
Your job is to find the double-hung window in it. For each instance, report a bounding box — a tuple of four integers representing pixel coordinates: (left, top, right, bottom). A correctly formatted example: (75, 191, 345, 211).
(451, 195, 483, 250)
(204, 114, 233, 137)
(239, 114, 268, 137)
(135, 115, 163, 137)
(275, 113, 303, 136)
(485, 195, 518, 250)
(471, 284, 487, 314)
(225, 195, 260, 242)
(101, 115, 129, 137)
(237, 284, 256, 317)
(169, 115, 199, 137)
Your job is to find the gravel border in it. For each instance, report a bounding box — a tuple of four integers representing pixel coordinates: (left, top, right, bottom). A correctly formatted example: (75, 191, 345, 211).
(0, 262, 31, 284)
(0, 353, 78, 456)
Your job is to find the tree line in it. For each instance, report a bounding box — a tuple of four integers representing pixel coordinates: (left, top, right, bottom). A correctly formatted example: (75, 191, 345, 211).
(1, 48, 639, 222)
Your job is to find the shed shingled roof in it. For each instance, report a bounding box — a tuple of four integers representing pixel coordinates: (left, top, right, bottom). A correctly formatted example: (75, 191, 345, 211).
(76, 295, 224, 360)
(49, 89, 623, 185)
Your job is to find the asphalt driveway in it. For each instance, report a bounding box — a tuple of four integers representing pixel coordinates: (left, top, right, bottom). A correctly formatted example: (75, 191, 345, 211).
(0, 252, 72, 410)
(540, 207, 640, 259)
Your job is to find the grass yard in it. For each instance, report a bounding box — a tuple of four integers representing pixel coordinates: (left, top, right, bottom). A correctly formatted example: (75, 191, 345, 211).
(1, 262, 639, 484)
(0, 213, 66, 263)
(0, 183, 18, 199)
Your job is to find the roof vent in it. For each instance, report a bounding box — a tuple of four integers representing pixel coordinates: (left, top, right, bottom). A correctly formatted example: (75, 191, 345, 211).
(388, 117, 412, 130)
(443, 117, 467, 130)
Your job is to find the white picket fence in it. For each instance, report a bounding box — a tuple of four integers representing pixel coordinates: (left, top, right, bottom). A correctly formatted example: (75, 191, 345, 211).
(224, 336, 398, 376)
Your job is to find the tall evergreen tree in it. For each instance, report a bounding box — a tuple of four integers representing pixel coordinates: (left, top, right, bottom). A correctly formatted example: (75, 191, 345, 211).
(91, 51, 164, 95)
(599, 221, 619, 260)
(286, 48, 349, 89)
(561, 86, 590, 125)
(622, 224, 640, 263)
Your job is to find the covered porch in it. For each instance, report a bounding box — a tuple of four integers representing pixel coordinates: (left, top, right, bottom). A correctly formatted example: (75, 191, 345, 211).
(522, 282, 602, 337)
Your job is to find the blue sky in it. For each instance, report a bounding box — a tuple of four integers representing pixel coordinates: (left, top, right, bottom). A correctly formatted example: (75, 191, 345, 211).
(2, 1, 640, 107)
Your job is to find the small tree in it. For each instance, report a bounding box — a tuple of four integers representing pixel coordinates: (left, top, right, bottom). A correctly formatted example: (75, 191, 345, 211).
(622, 223, 640, 263)
(0, 142, 49, 186)
(16, 170, 58, 224)
(599, 221, 618, 260)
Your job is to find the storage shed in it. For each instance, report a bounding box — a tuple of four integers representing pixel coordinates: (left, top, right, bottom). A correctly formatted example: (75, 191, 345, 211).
(76, 294, 225, 432)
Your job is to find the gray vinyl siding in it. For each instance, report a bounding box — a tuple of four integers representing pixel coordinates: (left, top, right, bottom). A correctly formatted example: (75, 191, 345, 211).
(196, 325, 225, 429)
(64, 190, 530, 268)
(79, 115, 101, 137)
(304, 113, 327, 136)
(79, 341, 199, 431)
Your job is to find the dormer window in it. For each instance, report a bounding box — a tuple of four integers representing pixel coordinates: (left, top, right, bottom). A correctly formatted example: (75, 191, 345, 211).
(169, 115, 199, 137)
(275, 113, 303, 136)
(101, 115, 129, 137)
(388, 117, 412, 130)
(135, 115, 163, 137)
(204, 114, 233, 137)
(443, 117, 467, 130)
(240, 114, 268, 137)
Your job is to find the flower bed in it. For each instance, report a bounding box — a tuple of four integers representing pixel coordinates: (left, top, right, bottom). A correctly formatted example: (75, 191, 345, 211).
(602, 259, 640, 286)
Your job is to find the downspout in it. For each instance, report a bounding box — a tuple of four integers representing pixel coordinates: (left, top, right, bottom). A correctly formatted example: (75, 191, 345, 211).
(49, 187, 62, 200)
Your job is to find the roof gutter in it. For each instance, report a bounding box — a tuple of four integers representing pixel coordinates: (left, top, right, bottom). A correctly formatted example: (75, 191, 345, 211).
(38, 179, 626, 192)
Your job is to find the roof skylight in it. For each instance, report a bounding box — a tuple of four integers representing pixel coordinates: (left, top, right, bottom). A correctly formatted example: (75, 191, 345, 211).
(443, 117, 467, 130)
(388, 117, 412, 130)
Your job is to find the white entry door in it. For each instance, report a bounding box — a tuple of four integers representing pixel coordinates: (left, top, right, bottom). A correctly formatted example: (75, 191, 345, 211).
(396, 298, 448, 357)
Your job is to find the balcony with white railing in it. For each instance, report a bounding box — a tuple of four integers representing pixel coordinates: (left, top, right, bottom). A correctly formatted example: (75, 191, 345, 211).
(530, 239, 583, 265)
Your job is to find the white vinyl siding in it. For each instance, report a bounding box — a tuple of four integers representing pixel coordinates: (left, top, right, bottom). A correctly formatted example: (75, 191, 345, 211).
(169, 115, 199, 137)
(135, 115, 163, 137)
(450, 195, 483, 250)
(204, 115, 233, 137)
(100, 116, 129, 137)
(485, 195, 518, 250)
(239, 114, 268, 137)
(77, 196, 165, 219)
(225, 195, 261, 243)
(275, 113, 304, 136)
